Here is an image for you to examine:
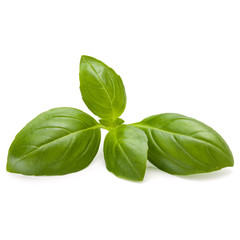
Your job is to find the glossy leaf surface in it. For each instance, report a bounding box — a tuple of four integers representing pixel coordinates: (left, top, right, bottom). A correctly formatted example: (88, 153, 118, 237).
(79, 55, 126, 122)
(104, 125, 148, 181)
(7, 108, 101, 175)
(134, 113, 233, 175)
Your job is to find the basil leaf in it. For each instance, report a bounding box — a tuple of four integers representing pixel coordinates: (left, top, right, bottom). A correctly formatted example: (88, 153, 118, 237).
(133, 113, 234, 175)
(99, 118, 124, 128)
(104, 125, 148, 181)
(79, 55, 126, 123)
(7, 107, 101, 175)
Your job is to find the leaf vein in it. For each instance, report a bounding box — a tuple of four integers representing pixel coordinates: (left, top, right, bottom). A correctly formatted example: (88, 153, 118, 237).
(17, 125, 100, 163)
(84, 57, 115, 119)
(136, 124, 227, 157)
(117, 143, 141, 179)
(149, 130, 191, 169)
(171, 135, 206, 167)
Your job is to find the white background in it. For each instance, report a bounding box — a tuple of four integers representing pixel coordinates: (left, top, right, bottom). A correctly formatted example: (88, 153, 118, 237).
(0, 1, 239, 239)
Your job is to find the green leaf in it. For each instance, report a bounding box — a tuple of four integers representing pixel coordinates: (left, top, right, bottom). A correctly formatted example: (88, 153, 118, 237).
(104, 125, 148, 181)
(133, 113, 234, 175)
(79, 55, 126, 122)
(7, 107, 101, 175)
(99, 118, 124, 128)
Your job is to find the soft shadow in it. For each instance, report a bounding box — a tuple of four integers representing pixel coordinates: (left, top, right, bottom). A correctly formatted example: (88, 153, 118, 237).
(176, 168, 233, 181)
(144, 165, 170, 181)
(144, 163, 234, 181)
(146, 165, 161, 174)
(5, 170, 65, 182)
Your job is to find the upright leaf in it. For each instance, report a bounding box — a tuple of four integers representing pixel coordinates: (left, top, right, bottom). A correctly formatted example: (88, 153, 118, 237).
(133, 113, 233, 175)
(79, 55, 126, 123)
(7, 107, 101, 175)
(104, 125, 148, 181)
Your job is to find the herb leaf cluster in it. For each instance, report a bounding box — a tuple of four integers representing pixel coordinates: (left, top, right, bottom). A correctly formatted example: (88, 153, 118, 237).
(7, 56, 234, 181)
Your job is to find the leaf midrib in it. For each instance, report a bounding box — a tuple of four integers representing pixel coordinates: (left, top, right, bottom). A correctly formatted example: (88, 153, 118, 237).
(16, 124, 101, 162)
(117, 143, 142, 179)
(134, 124, 227, 156)
(84, 58, 115, 120)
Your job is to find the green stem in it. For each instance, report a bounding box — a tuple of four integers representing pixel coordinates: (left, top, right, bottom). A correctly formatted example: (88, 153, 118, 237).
(99, 124, 111, 131)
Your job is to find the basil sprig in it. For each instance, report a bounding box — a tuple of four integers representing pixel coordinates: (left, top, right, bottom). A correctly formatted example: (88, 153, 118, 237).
(7, 56, 234, 181)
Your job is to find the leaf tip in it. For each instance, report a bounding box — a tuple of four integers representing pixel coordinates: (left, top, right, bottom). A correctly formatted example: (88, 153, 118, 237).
(80, 55, 87, 60)
(80, 55, 94, 63)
